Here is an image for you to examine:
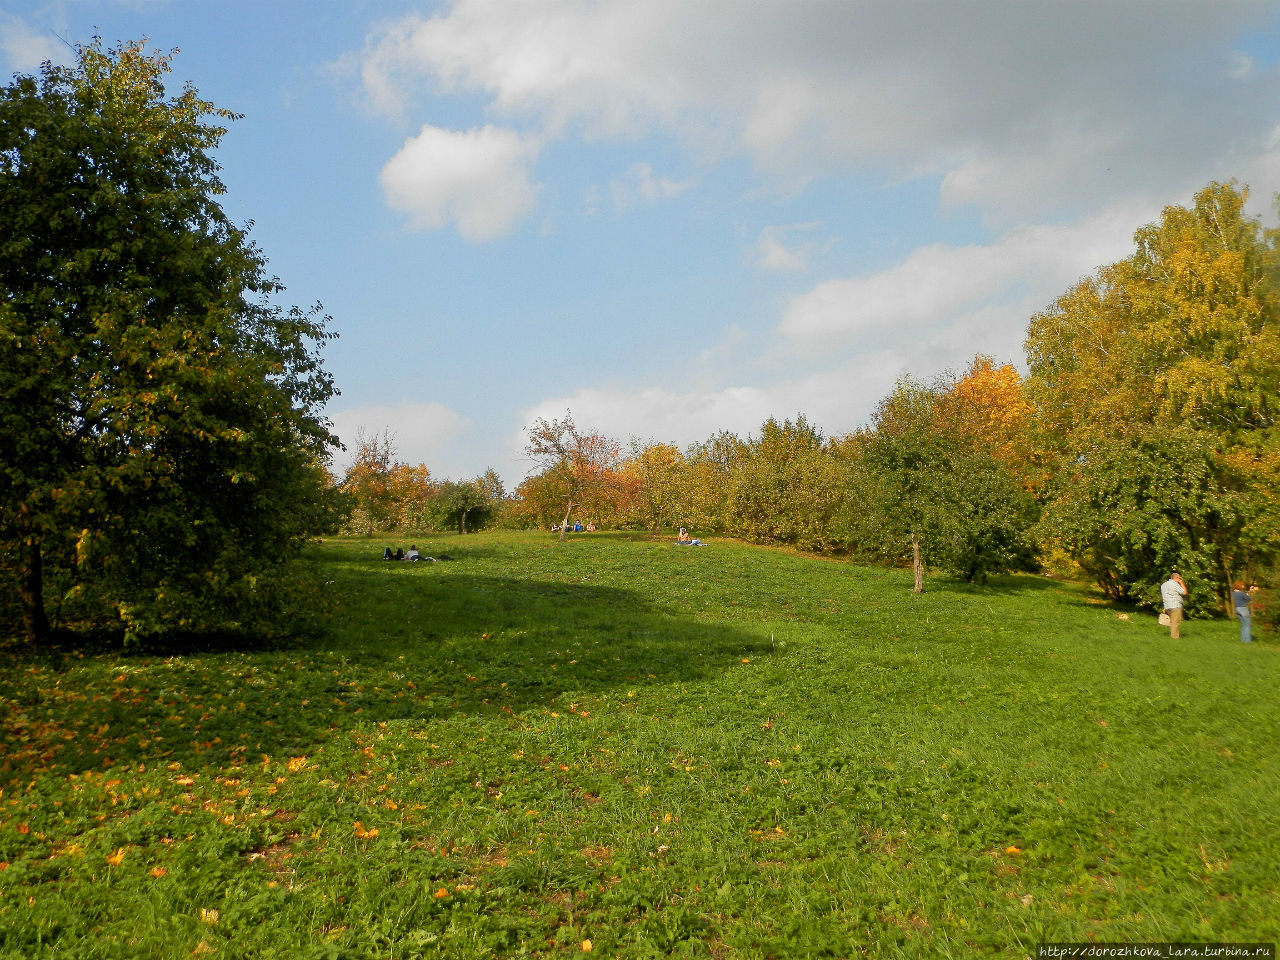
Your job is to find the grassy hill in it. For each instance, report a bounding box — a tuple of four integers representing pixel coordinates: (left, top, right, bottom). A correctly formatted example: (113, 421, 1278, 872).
(2, 531, 1277, 958)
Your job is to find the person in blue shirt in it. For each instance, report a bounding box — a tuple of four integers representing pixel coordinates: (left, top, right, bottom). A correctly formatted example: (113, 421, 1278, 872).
(1232, 581, 1258, 643)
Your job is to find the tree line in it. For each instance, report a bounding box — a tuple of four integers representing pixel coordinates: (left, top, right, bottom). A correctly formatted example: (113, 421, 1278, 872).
(336, 428, 505, 538)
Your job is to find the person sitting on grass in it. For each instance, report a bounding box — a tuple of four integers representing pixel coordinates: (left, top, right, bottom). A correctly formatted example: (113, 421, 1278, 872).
(383, 546, 394, 560)
(676, 528, 706, 546)
(405, 545, 420, 562)
(393, 547, 405, 561)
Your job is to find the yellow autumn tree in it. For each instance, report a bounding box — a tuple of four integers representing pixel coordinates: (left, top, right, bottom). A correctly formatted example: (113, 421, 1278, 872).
(620, 442, 686, 533)
(1025, 181, 1280, 610)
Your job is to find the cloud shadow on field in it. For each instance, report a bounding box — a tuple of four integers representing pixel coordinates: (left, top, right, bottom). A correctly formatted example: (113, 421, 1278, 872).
(0, 560, 770, 782)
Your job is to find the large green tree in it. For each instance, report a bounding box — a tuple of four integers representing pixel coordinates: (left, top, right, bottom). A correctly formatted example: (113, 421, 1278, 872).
(0, 40, 340, 642)
(1026, 181, 1280, 612)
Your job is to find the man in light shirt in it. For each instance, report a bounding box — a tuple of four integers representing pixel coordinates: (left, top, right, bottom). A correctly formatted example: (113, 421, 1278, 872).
(1160, 572, 1187, 638)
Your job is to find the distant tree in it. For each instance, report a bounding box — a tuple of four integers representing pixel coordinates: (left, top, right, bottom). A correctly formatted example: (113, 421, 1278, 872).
(854, 378, 1035, 591)
(0, 40, 340, 643)
(727, 417, 849, 552)
(387, 462, 437, 530)
(622, 442, 686, 533)
(524, 412, 622, 540)
(340, 428, 399, 537)
(854, 380, 950, 592)
(475, 467, 506, 503)
(511, 471, 567, 530)
(683, 431, 747, 532)
(432, 473, 503, 534)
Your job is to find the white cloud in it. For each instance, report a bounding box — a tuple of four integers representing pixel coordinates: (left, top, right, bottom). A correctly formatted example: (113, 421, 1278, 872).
(359, 1, 1280, 222)
(0, 14, 61, 73)
(1230, 52, 1256, 80)
(516, 345, 913, 457)
(779, 203, 1156, 352)
(380, 124, 542, 240)
(328, 401, 473, 477)
(695, 324, 751, 371)
(609, 162, 692, 212)
(756, 222, 823, 272)
(584, 161, 693, 215)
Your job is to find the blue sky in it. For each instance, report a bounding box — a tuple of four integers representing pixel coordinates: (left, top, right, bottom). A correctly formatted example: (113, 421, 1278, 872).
(5, 1, 1280, 486)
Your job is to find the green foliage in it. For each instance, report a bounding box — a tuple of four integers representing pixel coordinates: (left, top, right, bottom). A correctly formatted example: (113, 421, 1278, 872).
(2, 532, 1278, 956)
(850, 378, 1037, 588)
(0, 39, 340, 642)
(1037, 429, 1239, 614)
(430, 477, 498, 534)
(935, 449, 1039, 583)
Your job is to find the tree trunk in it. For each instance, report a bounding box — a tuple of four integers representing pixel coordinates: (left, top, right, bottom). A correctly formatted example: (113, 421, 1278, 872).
(19, 536, 50, 644)
(911, 534, 924, 594)
(460, 507, 469, 535)
(559, 500, 574, 541)
(1220, 557, 1234, 615)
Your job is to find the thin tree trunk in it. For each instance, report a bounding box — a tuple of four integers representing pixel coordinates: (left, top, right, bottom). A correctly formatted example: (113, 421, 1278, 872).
(19, 536, 50, 644)
(559, 500, 574, 541)
(1221, 557, 1234, 616)
(911, 533, 924, 594)
(460, 507, 469, 535)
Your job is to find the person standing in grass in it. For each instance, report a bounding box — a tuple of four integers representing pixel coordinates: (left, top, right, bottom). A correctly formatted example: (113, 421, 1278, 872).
(1160, 572, 1188, 638)
(1232, 581, 1257, 643)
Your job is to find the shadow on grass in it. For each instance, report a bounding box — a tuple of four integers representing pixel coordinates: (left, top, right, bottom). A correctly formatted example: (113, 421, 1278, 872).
(934, 571, 1094, 598)
(0, 563, 767, 783)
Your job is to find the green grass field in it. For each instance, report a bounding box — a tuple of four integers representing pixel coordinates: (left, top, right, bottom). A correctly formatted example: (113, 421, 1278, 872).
(3, 531, 1278, 958)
